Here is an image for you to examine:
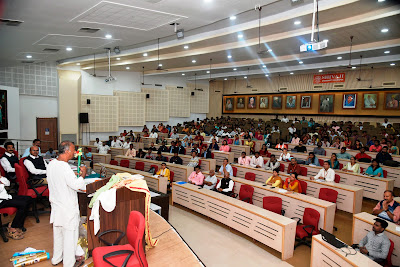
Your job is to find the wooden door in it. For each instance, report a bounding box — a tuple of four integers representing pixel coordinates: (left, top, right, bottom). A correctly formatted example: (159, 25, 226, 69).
(36, 118, 58, 152)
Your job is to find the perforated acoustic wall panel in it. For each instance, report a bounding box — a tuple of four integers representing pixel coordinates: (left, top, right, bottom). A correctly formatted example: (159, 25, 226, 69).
(188, 84, 209, 114)
(141, 88, 169, 121)
(81, 94, 118, 132)
(114, 91, 146, 126)
(166, 86, 190, 117)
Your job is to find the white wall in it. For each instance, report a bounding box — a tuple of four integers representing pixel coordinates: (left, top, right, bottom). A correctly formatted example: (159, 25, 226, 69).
(0, 85, 20, 140)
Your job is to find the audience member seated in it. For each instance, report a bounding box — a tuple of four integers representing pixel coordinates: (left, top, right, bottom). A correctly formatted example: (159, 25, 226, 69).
(294, 140, 307, 153)
(355, 147, 372, 162)
(82, 147, 92, 161)
(372, 190, 399, 224)
(191, 144, 201, 154)
(278, 148, 291, 162)
(199, 146, 212, 159)
(169, 152, 183, 165)
(307, 136, 318, 146)
(216, 172, 234, 196)
(312, 142, 325, 156)
(357, 218, 390, 264)
(343, 136, 352, 149)
(250, 151, 264, 168)
(208, 133, 219, 143)
(290, 133, 300, 145)
(287, 158, 301, 175)
(330, 138, 342, 149)
(45, 148, 57, 159)
(327, 153, 340, 169)
(352, 140, 363, 151)
(233, 135, 240, 145)
(305, 152, 320, 166)
(219, 140, 230, 152)
(0, 176, 32, 240)
(168, 141, 177, 154)
(183, 132, 192, 141)
(365, 160, 384, 177)
(283, 173, 301, 193)
(238, 152, 251, 166)
(244, 137, 255, 153)
(134, 134, 142, 143)
(145, 149, 156, 160)
(259, 144, 268, 156)
(93, 138, 101, 148)
(387, 141, 398, 155)
(155, 151, 167, 162)
(281, 115, 289, 123)
(336, 147, 352, 160)
(381, 118, 391, 128)
(341, 156, 360, 174)
(203, 170, 218, 190)
(288, 124, 296, 137)
(187, 151, 200, 167)
(275, 139, 288, 150)
(111, 136, 122, 148)
(98, 142, 110, 155)
(1, 142, 19, 181)
(176, 141, 185, 154)
(208, 139, 219, 151)
(122, 138, 132, 149)
(137, 149, 146, 158)
(376, 146, 393, 165)
(188, 166, 205, 186)
(265, 170, 283, 188)
(369, 140, 382, 152)
(24, 146, 48, 184)
(125, 144, 136, 158)
(170, 130, 179, 139)
(22, 139, 41, 157)
(158, 141, 169, 153)
(218, 158, 233, 177)
(311, 161, 335, 182)
(156, 163, 171, 183)
(194, 132, 204, 142)
(264, 155, 280, 171)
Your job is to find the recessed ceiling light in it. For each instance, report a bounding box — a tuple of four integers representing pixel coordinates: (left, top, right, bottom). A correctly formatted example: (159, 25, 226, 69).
(290, 72, 294, 75)
(233, 68, 237, 71)
(262, 65, 266, 68)
(26, 55, 32, 59)
(230, 16, 236, 20)
(237, 34, 244, 38)
(390, 63, 396, 66)
(76, 63, 80, 65)
(244, 76, 247, 79)
(143, 53, 148, 57)
(182, 73, 186, 76)
(66, 47, 72, 51)
(337, 56, 343, 60)
(206, 71, 210, 74)
(227, 55, 232, 59)
(384, 51, 390, 54)
(184, 45, 189, 49)
(323, 39, 329, 42)
(116, 57, 120, 60)
(268, 49, 272, 52)
(298, 61, 303, 64)
(158, 64, 163, 67)
(381, 28, 389, 33)
(105, 34, 112, 39)
(204, 0, 212, 2)
(126, 67, 130, 70)
(319, 69, 323, 72)
(192, 60, 196, 63)
(378, 0, 385, 2)
(352, 66, 356, 69)
(265, 74, 269, 77)
(294, 20, 301, 25)
(224, 78, 228, 80)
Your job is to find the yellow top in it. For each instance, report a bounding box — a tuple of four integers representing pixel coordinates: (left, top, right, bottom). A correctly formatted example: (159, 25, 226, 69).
(156, 168, 171, 182)
(265, 176, 283, 188)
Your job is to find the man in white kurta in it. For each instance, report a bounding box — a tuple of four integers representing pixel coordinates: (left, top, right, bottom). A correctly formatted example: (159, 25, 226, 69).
(47, 141, 87, 267)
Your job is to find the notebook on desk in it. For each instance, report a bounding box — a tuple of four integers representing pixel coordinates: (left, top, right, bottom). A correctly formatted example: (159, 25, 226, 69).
(320, 228, 347, 248)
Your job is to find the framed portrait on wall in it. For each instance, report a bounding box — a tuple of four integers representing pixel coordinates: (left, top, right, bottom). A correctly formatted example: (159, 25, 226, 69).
(363, 93, 378, 109)
(259, 97, 268, 109)
(300, 95, 312, 109)
(272, 96, 282, 109)
(225, 97, 234, 111)
(285, 95, 296, 109)
(0, 90, 7, 130)
(237, 97, 245, 109)
(384, 93, 400, 109)
(343, 93, 356, 109)
(248, 96, 256, 109)
(319, 94, 334, 113)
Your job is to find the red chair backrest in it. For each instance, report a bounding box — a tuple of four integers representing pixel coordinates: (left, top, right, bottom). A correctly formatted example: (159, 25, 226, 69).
(239, 184, 254, 203)
(14, 163, 29, 196)
(0, 147, 5, 157)
(263, 196, 282, 215)
(266, 152, 271, 157)
(385, 239, 394, 267)
(110, 160, 118, 166)
(150, 164, 158, 173)
(299, 180, 307, 194)
(279, 163, 285, 172)
(244, 172, 256, 181)
(318, 159, 324, 166)
(257, 135, 263, 140)
(299, 167, 307, 176)
(126, 211, 148, 267)
(164, 157, 169, 162)
(241, 140, 244, 145)
(198, 159, 201, 166)
(211, 153, 214, 159)
(119, 159, 129, 168)
(169, 171, 174, 183)
(383, 170, 387, 178)
(19, 157, 27, 167)
(263, 159, 267, 164)
(360, 167, 364, 173)
(334, 174, 340, 183)
(324, 151, 327, 156)
(339, 163, 343, 169)
(232, 166, 237, 177)
(135, 161, 145, 171)
(0, 164, 5, 177)
(319, 188, 338, 203)
(87, 147, 92, 152)
(303, 208, 320, 229)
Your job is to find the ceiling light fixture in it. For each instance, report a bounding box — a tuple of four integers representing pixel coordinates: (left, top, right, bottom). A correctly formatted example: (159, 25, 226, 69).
(319, 69, 323, 72)
(233, 68, 237, 71)
(237, 34, 243, 38)
(230, 16, 236, 20)
(323, 39, 329, 42)
(184, 45, 189, 49)
(265, 74, 269, 77)
(244, 76, 247, 79)
(390, 63, 396, 66)
(294, 20, 301, 25)
(262, 65, 266, 68)
(352, 66, 356, 69)
(126, 67, 130, 70)
(290, 72, 294, 75)
(143, 53, 148, 56)
(224, 78, 228, 80)
(192, 60, 196, 63)
(182, 73, 185, 75)
(337, 56, 342, 59)
(298, 61, 303, 64)
(381, 28, 389, 33)
(105, 34, 112, 39)
(378, 0, 385, 2)
(26, 55, 32, 58)
(384, 51, 390, 54)
(66, 47, 72, 51)
(227, 55, 232, 59)
(76, 63, 80, 65)
(158, 63, 163, 67)
(116, 57, 120, 60)
(268, 49, 272, 52)
(206, 71, 210, 74)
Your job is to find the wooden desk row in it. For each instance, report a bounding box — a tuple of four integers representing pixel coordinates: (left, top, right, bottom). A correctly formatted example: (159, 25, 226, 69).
(231, 164, 363, 214)
(352, 212, 400, 267)
(114, 155, 194, 183)
(93, 163, 168, 194)
(172, 183, 297, 260)
(159, 151, 216, 172)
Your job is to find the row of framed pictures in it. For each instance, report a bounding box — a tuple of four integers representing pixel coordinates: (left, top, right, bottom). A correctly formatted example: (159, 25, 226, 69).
(225, 92, 399, 113)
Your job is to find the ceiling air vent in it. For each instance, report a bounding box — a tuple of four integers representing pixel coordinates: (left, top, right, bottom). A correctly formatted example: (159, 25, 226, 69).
(78, 27, 101, 33)
(177, 86, 184, 89)
(313, 85, 323, 90)
(214, 90, 221, 93)
(251, 89, 258, 92)
(333, 84, 344, 89)
(382, 81, 396, 87)
(21, 60, 35, 64)
(0, 18, 23, 26)
(155, 84, 162, 87)
(43, 48, 60, 53)
(279, 87, 288, 92)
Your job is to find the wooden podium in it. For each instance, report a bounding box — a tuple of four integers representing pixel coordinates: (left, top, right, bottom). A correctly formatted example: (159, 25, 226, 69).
(85, 178, 146, 254)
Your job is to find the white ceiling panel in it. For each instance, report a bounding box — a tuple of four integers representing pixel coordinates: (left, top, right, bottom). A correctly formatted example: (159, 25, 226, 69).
(33, 34, 120, 49)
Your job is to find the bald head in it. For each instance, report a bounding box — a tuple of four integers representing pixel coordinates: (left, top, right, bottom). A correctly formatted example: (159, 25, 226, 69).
(30, 146, 40, 157)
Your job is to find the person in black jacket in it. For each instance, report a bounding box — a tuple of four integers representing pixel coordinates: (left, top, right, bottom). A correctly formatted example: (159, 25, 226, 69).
(294, 140, 307, 153)
(208, 139, 219, 151)
(200, 146, 212, 159)
(155, 151, 167, 162)
(158, 141, 169, 153)
(376, 146, 393, 165)
(169, 152, 183, 165)
(176, 141, 185, 155)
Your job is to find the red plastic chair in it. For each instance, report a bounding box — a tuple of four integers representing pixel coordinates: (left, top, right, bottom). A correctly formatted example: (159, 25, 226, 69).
(319, 188, 339, 231)
(263, 196, 284, 215)
(263, 159, 267, 165)
(241, 140, 244, 145)
(135, 162, 145, 171)
(318, 159, 324, 166)
(299, 180, 307, 195)
(232, 166, 237, 177)
(360, 167, 364, 173)
(279, 163, 285, 172)
(211, 153, 214, 159)
(339, 163, 343, 169)
(334, 174, 340, 183)
(15, 163, 49, 223)
(0, 147, 5, 157)
(0, 207, 17, 242)
(244, 172, 256, 182)
(87, 148, 92, 152)
(0, 164, 5, 177)
(300, 167, 307, 176)
(198, 159, 202, 166)
(92, 211, 148, 267)
(383, 170, 387, 178)
(266, 152, 272, 157)
(110, 160, 118, 166)
(119, 159, 129, 168)
(150, 165, 158, 173)
(238, 185, 254, 204)
(170, 171, 174, 183)
(257, 136, 263, 140)
(384, 239, 394, 267)
(294, 208, 320, 249)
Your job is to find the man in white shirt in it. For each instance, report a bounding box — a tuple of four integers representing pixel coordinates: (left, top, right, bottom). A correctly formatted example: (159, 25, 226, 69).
(381, 118, 391, 128)
(98, 142, 110, 154)
(149, 130, 158, 139)
(216, 172, 234, 196)
(47, 141, 87, 267)
(111, 136, 122, 148)
(218, 158, 234, 177)
(281, 115, 289, 123)
(22, 139, 42, 157)
(93, 138, 101, 148)
(238, 152, 251, 166)
(170, 130, 179, 139)
(250, 151, 264, 168)
(24, 146, 48, 184)
(311, 161, 335, 182)
(122, 138, 132, 149)
(1, 141, 19, 180)
(209, 133, 219, 143)
(203, 169, 218, 190)
(290, 133, 300, 145)
(288, 124, 296, 136)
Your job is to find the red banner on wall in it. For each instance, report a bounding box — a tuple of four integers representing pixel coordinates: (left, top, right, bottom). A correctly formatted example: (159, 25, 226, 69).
(313, 73, 345, 84)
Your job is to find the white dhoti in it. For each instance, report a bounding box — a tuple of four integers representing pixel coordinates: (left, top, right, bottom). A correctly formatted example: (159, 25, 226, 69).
(51, 225, 79, 267)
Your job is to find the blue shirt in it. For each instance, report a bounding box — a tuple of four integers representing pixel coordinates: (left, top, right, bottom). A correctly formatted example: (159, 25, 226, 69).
(219, 164, 233, 177)
(83, 152, 92, 160)
(366, 166, 383, 177)
(22, 147, 41, 157)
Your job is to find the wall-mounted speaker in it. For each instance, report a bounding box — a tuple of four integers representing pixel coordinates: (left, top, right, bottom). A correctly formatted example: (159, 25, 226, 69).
(191, 92, 195, 96)
(146, 94, 150, 99)
(79, 113, 89, 123)
(87, 99, 91, 104)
